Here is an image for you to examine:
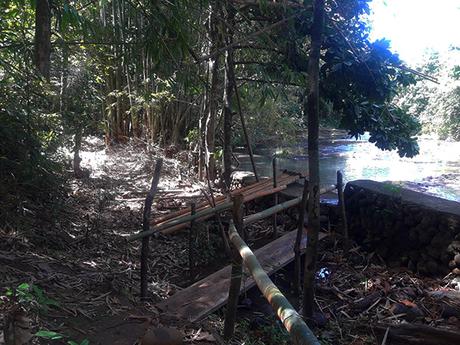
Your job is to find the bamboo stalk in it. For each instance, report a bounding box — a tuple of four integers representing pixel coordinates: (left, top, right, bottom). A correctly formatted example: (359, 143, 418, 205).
(150, 174, 289, 225)
(244, 196, 302, 226)
(140, 158, 163, 299)
(129, 201, 232, 241)
(130, 176, 315, 241)
(228, 221, 320, 345)
(223, 194, 244, 339)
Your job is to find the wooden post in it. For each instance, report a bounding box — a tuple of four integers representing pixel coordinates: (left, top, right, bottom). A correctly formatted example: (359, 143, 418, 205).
(302, 0, 325, 319)
(294, 178, 308, 297)
(223, 194, 244, 339)
(140, 158, 163, 299)
(337, 171, 349, 249)
(272, 155, 278, 238)
(188, 203, 196, 281)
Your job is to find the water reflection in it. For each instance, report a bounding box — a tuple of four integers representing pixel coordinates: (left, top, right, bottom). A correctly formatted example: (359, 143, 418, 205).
(236, 134, 460, 202)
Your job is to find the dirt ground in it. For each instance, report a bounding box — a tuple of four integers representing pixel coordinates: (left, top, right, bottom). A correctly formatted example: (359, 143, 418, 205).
(1, 138, 460, 345)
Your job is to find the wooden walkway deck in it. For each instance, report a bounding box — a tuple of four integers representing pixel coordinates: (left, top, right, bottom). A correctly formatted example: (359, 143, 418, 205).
(156, 229, 327, 322)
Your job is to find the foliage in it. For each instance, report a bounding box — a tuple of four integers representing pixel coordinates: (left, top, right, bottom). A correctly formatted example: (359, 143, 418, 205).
(2, 283, 88, 344)
(397, 51, 460, 140)
(3, 283, 59, 313)
(234, 86, 303, 148)
(319, 24, 420, 157)
(0, 0, 432, 217)
(0, 77, 65, 227)
(35, 330, 89, 345)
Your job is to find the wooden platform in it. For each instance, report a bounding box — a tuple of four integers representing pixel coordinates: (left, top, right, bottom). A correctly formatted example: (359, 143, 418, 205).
(156, 229, 327, 322)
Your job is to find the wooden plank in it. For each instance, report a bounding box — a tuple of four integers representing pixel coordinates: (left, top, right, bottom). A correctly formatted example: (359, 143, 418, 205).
(156, 229, 327, 322)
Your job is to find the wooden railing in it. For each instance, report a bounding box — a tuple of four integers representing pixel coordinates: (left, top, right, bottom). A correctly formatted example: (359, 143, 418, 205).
(226, 219, 321, 345)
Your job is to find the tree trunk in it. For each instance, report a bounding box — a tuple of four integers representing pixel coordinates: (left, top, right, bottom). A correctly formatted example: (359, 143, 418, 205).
(302, 0, 324, 319)
(222, 3, 236, 189)
(205, 1, 221, 182)
(34, 0, 51, 80)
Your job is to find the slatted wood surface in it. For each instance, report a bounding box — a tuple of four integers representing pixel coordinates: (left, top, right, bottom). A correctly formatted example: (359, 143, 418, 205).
(156, 229, 327, 322)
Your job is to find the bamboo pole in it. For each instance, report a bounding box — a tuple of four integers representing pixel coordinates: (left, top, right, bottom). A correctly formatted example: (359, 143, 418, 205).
(160, 186, 287, 235)
(243, 185, 336, 227)
(150, 173, 294, 225)
(244, 196, 302, 226)
(223, 194, 244, 339)
(129, 180, 332, 242)
(272, 155, 278, 238)
(294, 179, 308, 296)
(129, 201, 232, 241)
(228, 221, 320, 345)
(140, 158, 163, 299)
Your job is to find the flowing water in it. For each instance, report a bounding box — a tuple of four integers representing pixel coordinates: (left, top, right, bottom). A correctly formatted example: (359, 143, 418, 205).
(237, 130, 460, 202)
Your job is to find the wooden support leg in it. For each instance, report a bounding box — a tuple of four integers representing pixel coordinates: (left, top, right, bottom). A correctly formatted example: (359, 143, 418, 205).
(337, 170, 349, 252)
(272, 156, 278, 238)
(223, 194, 244, 339)
(188, 203, 196, 281)
(294, 178, 309, 297)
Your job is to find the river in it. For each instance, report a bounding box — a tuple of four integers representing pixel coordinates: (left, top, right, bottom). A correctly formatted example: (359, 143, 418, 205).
(236, 129, 460, 202)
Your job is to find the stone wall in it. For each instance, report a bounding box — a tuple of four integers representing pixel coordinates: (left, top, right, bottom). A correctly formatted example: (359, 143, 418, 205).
(344, 180, 460, 276)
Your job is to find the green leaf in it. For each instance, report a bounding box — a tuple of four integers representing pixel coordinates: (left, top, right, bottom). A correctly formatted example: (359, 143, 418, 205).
(17, 283, 30, 291)
(35, 330, 64, 340)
